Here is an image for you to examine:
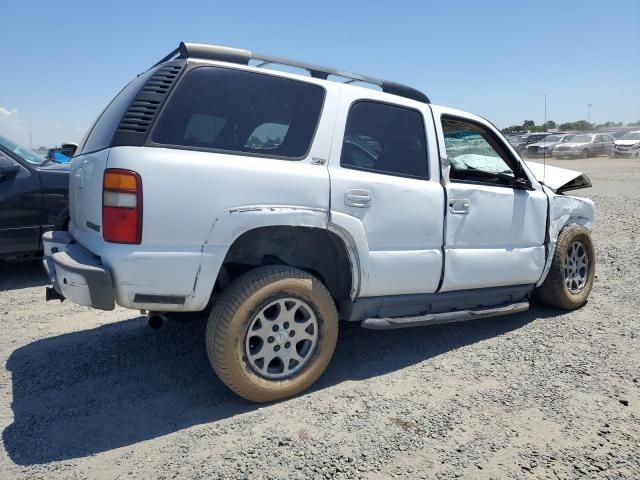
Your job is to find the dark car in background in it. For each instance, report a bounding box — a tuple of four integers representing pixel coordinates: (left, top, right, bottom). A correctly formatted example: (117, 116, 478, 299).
(510, 132, 554, 156)
(0, 134, 69, 259)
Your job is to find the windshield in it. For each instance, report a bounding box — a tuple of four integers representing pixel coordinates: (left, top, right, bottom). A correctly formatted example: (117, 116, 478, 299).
(620, 132, 640, 141)
(0, 134, 45, 165)
(542, 135, 562, 143)
(571, 134, 593, 143)
(508, 136, 524, 144)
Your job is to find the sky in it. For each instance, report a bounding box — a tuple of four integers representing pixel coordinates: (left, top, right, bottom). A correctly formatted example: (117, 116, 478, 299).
(1, 0, 638, 148)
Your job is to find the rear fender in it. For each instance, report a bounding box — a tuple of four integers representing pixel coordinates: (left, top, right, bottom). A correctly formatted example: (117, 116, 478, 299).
(195, 205, 361, 304)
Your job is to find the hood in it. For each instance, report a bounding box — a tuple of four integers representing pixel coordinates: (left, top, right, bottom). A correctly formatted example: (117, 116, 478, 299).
(525, 161, 592, 193)
(37, 161, 71, 172)
(615, 140, 640, 147)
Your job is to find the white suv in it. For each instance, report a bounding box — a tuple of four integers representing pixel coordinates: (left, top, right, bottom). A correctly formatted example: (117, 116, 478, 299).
(43, 43, 596, 402)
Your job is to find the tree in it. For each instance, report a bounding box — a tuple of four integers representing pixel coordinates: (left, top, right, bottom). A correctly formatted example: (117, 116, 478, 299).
(542, 120, 556, 130)
(598, 121, 623, 128)
(501, 125, 525, 134)
(558, 120, 593, 131)
(522, 120, 536, 131)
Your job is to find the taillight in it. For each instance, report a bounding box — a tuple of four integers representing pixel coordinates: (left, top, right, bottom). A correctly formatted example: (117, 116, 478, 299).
(102, 169, 142, 244)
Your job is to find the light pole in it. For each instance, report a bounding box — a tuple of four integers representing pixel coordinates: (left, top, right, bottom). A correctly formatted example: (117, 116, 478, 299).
(587, 103, 592, 124)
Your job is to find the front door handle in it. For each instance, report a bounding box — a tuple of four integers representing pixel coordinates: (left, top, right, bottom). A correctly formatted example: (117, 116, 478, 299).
(449, 198, 470, 214)
(345, 189, 371, 208)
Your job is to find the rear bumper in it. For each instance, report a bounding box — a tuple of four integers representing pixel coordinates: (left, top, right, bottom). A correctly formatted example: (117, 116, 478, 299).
(42, 231, 115, 311)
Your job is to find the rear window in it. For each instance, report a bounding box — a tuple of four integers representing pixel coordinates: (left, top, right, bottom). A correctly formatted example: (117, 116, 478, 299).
(79, 67, 158, 155)
(152, 66, 325, 159)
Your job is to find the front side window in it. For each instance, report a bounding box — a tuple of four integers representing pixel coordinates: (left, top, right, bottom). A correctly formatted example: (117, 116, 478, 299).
(340, 101, 428, 179)
(572, 134, 593, 143)
(152, 67, 325, 159)
(442, 117, 520, 187)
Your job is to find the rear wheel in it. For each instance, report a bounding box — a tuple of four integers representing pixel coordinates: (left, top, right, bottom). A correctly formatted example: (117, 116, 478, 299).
(535, 224, 595, 310)
(206, 266, 338, 402)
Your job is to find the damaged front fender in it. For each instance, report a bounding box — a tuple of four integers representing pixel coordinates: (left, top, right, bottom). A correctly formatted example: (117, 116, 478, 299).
(537, 191, 595, 286)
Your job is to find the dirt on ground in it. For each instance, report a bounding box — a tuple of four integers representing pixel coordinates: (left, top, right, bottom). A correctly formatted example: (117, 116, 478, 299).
(0, 157, 638, 479)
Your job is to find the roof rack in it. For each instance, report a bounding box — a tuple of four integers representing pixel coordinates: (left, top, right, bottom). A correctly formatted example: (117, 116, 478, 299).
(155, 42, 430, 104)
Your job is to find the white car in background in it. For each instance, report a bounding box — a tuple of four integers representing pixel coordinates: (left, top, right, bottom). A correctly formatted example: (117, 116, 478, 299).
(42, 42, 596, 402)
(612, 131, 640, 158)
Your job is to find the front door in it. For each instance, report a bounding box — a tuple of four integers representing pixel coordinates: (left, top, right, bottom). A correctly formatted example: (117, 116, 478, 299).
(434, 112, 548, 292)
(0, 150, 43, 255)
(328, 93, 444, 297)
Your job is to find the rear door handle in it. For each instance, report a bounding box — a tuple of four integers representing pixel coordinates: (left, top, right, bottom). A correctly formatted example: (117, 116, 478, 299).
(449, 198, 470, 214)
(345, 189, 371, 208)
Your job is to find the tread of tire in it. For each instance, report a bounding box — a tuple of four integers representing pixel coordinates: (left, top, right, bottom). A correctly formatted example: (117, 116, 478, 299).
(205, 265, 337, 401)
(535, 224, 593, 310)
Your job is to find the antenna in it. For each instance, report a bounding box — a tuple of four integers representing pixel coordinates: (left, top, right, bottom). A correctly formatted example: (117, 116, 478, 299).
(543, 93, 547, 183)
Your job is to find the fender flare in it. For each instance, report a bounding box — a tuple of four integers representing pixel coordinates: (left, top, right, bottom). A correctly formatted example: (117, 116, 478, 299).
(199, 205, 364, 300)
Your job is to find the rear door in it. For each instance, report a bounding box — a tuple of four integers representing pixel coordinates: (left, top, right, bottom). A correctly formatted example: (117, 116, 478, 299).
(328, 90, 444, 297)
(432, 108, 548, 291)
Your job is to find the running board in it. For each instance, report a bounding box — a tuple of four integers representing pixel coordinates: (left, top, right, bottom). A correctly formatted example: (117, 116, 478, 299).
(360, 301, 530, 330)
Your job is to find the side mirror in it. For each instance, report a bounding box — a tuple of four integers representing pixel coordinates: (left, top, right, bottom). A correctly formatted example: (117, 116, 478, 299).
(513, 176, 533, 190)
(60, 143, 78, 157)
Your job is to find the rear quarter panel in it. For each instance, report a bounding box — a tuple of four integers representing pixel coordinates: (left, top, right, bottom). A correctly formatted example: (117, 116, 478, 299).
(100, 82, 339, 310)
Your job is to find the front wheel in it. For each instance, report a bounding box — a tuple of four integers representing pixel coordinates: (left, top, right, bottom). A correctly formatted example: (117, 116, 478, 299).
(582, 148, 590, 159)
(535, 224, 595, 310)
(206, 266, 338, 402)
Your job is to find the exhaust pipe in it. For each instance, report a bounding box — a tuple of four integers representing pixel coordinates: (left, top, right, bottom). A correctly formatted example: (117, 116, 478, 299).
(147, 312, 165, 329)
(45, 287, 65, 302)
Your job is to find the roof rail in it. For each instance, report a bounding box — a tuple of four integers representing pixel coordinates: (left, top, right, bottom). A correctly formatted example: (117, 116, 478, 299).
(155, 42, 430, 104)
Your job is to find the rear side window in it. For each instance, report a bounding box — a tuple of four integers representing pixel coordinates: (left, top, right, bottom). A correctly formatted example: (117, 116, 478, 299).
(340, 101, 428, 179)
(152, 67, 325, 159)
(79, 67, 158, 155)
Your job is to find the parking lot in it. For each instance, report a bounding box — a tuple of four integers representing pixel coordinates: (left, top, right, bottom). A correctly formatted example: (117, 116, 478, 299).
(0, 157, 638, 479)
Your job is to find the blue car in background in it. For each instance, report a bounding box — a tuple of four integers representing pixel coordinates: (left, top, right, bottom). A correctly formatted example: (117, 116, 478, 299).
(46, 143, 78, 163)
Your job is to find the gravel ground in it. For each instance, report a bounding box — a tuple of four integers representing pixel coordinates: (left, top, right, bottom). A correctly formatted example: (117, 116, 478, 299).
(1, 157, 639, 479)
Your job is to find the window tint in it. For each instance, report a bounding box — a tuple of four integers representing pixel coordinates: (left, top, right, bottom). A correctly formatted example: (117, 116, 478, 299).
(153, 67, 325, 159)
(80, 66, 158, 155)
(340, 101, 428, 178)
(442, 117, 517, 187)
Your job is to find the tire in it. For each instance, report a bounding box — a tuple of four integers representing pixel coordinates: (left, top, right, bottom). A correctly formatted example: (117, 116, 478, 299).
(206, 265, 338, 402)
(582, 148, 590, 159)
(535, 224, 595, 310)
